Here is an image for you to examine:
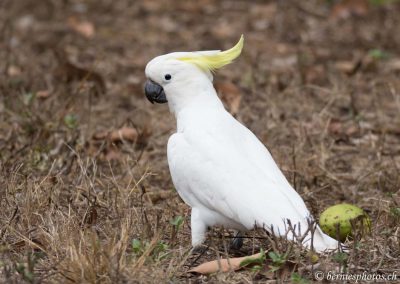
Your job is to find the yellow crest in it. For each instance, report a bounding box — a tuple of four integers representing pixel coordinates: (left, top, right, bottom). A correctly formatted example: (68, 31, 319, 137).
(178, 35, 244, 71)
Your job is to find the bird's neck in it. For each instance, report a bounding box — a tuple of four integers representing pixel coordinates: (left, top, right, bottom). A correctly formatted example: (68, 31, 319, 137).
(168, 81, 224, 120)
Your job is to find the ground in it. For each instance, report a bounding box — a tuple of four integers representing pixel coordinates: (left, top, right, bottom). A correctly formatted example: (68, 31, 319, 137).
(1, 0, 400, 283)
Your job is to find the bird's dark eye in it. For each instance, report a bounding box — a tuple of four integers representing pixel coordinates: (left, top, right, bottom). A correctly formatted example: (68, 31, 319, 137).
(164, 74, 172, 80)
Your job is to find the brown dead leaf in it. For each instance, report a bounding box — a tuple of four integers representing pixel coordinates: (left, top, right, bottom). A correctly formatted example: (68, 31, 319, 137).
(140, 1, 164, 13)
(250, 3, 277, 18)
(67, 17, 95, 38)
(212, 21, 235, 38)
(93, 127, 138, 142)
(345, 125, 358, 136)
(7, 65, 22, 77)
(386, 59, 400, 72)
(335, 61, 358, 74)
(92, 130, 108, 140)
(109, 127, 138, 142)
(10, 236, 46, 253)
(83, 206, 98, 225)
(54, 49, 106, 94)
(328, 119, 343, 135)
(304, 65, 325, 84)
(128, 109, 153, 146)
(330, 0, 369, 20)
(215, 81, 242, 115)
(36, 90, 50, 99)
(145, 191, 176, 204)
(328, 119, 359, 137)
(105, 147, 122, 161)
(335, 54, 382, 75)
(188, 252, 262, 274)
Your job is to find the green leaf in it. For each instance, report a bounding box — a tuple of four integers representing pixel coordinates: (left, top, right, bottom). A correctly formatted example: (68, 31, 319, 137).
(332, 252, 348, 264)
(267, 251, 286, 272)
(22, 93, 35, 106)
(269, 265, 281, 273)
(64, 114, 78, 129)
(16, 263, 34, 282)
(250, 265, 262, 272)
(16, 263, 25, 274)
(291, 272, 310, 284)
(169, 216, 184, 229)
(268, 251, 286, 265)
(368, 0, 399, 6)
(239, 248, 266, 267)
(132, 239, 142, 254)
(368, 49, 389, 60)
(390, 207, 400, 218)
(151, 241, 170, 261)
(154, 241, 168, 254)
(268, 251, 279, 262)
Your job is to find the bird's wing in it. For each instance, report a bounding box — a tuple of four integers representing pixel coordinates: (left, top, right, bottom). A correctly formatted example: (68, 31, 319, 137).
(167, 110, 312, 234)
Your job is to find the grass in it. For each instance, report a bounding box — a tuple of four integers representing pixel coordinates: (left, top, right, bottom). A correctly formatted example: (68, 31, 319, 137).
(1, 0, 400, 282)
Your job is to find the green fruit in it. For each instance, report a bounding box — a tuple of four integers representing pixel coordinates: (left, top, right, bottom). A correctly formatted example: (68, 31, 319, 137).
(319, 203, 371, 242)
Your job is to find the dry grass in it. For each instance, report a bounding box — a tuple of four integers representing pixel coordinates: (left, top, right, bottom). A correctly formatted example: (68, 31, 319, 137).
(1, 0, 400, 282)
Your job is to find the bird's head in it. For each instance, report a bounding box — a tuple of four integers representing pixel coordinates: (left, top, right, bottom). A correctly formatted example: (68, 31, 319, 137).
(144, 36, 243, 113)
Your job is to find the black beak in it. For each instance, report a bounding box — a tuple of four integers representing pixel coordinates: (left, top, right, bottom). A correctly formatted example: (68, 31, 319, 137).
(144, 80, 168, 104)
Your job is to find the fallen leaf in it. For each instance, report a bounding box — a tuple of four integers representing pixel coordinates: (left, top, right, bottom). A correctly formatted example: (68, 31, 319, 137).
(345, 125, 358, 136)
(328, 119, 359, 137)
(36, 90, 50, 99)
(212, 21, 235, 38)
(304, 65, 325, 84)
(15, 15, 35, 32)
(7, 65, 22, 77)
(88, 126, 140, 160)
(188, 252, 263, 274)
(92, 130, 108, 140)
(128, 109, 153, 146)
(54, 49, 105, 95)
(386, 59, 400, 72)
(328, 119, 343, 135)
(330, 0, 369, 20)
(145, 191, 176, 204)
(92, 127, 138, 142)
(250, 3, 277, 18)
(105, 147, 122, 161)
(67, 17, 95, 38)
(109, 127, 138, 142)
(215, 81, 242, 115)
(271, 55, 297, 70)
(10, 237, 46, 252)
(140, 1, 164, 13)
(83, 206, 98, 225)
(334, 61, 358, 74)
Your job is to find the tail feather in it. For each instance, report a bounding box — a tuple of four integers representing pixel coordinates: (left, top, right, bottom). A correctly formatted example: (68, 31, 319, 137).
(305, 226, 345, 253)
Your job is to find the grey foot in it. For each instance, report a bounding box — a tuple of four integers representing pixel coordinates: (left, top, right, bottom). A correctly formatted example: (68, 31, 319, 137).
(230, 232, 244, 250)
(191, 244, 209, 254)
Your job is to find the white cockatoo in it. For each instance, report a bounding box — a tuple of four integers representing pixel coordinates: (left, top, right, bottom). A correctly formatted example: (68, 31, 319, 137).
(144, 36, 341, 253)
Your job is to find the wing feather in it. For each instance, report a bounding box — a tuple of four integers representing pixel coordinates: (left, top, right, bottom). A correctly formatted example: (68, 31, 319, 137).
(168, 109, 311, 234)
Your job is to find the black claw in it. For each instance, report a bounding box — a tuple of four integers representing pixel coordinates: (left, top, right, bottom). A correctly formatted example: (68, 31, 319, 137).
(230, 236, 244, 250)
(191, 244, 209, 254)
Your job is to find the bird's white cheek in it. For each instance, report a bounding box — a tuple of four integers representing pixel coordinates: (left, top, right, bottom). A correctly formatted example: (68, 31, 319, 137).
(163, 86, 178, 113)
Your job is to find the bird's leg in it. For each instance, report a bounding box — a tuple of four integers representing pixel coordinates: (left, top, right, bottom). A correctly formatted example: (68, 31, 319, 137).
(190, 208, 207, 252)
(230, 230, 244, 250)
(188, 211, 209, 266)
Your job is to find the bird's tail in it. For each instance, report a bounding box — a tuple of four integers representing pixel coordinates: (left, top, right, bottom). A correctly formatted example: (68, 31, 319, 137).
(304, 226, 345, 253)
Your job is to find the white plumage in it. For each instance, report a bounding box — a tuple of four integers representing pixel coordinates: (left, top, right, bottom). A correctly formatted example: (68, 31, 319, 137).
(144, 37, 341, 252)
